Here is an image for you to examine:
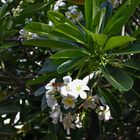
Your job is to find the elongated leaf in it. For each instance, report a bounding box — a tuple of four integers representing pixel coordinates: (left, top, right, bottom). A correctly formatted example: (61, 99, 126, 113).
(23, 39, 79, 49)
(0, 3, 8, 20)
(92, 33, 107, 46)
(85, 0, 100, 30)
(39, 59, 57, 74)
(100, 1, 113, 31)
(0, 30, 18, 41)
(0, 127, 16, 135)
(25, 22, 52, 35)
(50, 49, 89, 59)
(16, 3, 48, 16)
(0, 105, 20, 114)
(98, 88, 121, 117)
(108, 43, 140, 55)
(48, 10, 74, 26)
(98, 7, 106, 33)
(104, 36, 135, 51)
(126, 69, 140, 79)
(53, 23, 86, 44)
(41, 95, 48, 110)
(26, 73, 58, 86)
(57, 57, 84, 74)
(13, 3, 48, 24)
(68, 0, 84, 5)
(104, 0, 140, 36)
(121, 59, 140, 71)
(34, 86, 46, 96)
(101, 65, 133, 91)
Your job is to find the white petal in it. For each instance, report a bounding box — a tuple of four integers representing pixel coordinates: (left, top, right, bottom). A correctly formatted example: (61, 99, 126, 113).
(69, 91, 78, 99)
(45, 83, 52, 90)
(82, 85, 90, 91)
(59, 2, 66, 6)
(46, 88, 56, 94)
(79, 91, 87, 99)
(54, 6, 59, 11)
(63, 76, 72, 84)
(64, 104, 69, 110)
(50, 78, 56, 83)
(60, 86, 68, 96)
(104, 112, 111, 121)
(47, 95, 58, 109)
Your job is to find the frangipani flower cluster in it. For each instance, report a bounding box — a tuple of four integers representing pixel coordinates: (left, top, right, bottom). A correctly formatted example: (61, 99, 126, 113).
(45, 76, 112, 135)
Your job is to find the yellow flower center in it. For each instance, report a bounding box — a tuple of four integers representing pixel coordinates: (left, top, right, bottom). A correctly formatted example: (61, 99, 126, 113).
(87, 96, 92, 101)
(64, 96, 74, 106)
(76, 85, 81, 92)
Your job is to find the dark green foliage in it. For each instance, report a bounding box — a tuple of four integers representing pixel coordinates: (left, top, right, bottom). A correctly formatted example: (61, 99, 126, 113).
(0, 0, 140, 139)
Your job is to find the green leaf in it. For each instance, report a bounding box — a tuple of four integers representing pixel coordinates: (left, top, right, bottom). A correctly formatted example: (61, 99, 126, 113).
(25, 22, 52, 35)
(15, 3, 48, 16)
(0, 127, 16, 135)
(26, 73, 58, 86)
(39, 59, 57, 74)
(57, 57, 84, 74)
(101, 65, 133, 91)
(104, 0, 140, 36)
(0, 105, 20, 114)
(50, 49, 89, 59)
(0, 3, 8, 20)
(126, 69, 140, 79)
(53, 23, 86, 44)
(100, 1, 113, 32)
(108, 43, 140, 55)
(98, 88, 121, 117)
(121, 59, 140, 71)
(13, 2, 48, 24)
(41, 95, 48, 110)
(23, 39, 79, 49)
(104, 36, 136, 51)
(48, 10, 75, 26)
(34, 86, 46, 96)
(85, 0, 100, 30)
(91, 33, 107, 46)
(0, 30, 18, 41)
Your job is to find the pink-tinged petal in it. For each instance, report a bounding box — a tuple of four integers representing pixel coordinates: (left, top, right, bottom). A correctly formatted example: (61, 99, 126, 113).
(79, 91, 87, 99)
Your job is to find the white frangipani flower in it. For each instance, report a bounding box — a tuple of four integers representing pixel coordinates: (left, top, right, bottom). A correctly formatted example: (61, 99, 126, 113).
(62, 113, 75, 135)
(46, 94, 58, 110)
(68, 79, 90, 99)
(49, 105, 62, 124)
(45, 78, 61, 94)
(83, 72, 95, 85)
(96, 105, 112, 121)
(62, 96, 76, 109)
(1, 0, 7, 3)
(53, 0, 66, 11)
(83, 95, 100, 109)
(60, 76, 72, 97)
(65, 5, 83, 22)
(19, 29, 38, 41)
(63, 76, 72, 84)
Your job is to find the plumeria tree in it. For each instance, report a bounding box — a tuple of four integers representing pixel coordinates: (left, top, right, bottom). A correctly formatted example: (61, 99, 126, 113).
(0, 0, 140, 140)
